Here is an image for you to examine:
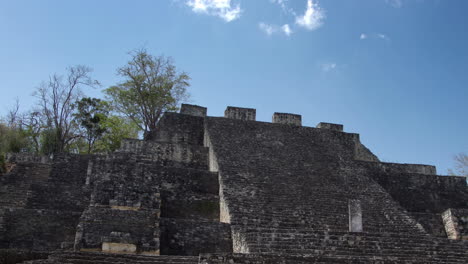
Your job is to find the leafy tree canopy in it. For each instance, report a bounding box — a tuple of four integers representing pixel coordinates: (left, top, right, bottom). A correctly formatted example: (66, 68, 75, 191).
(105, 49, 190, 139)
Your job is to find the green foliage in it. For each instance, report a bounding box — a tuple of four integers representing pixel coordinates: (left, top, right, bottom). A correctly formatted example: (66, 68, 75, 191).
(0, 121, 31, 173)
(105, 49, 190, 137)
(94, 115, 139, 153)
(39, 128, 60, 155)
(74, 97, 110, 153)
(0, 122, 31, 154)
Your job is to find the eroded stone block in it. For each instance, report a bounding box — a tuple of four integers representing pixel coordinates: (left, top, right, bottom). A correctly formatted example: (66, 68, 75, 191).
(317, 122, 343, 131)
(272, 113, 302, 126)
(224, 106, 256, 121)
(102, 242, 137, 254)
(442, 208, 468, 240)
(349, 200, 363, 232)
(180, 104, 207, 117)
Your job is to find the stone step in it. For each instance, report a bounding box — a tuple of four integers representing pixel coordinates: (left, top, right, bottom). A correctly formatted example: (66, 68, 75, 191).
(199, 252, 468, 264)
(234, 228, 468, 260)
(23, 251, 200, 264)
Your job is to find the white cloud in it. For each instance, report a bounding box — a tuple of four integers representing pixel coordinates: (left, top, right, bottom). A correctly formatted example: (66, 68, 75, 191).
(259, 23, 276, 36)
(322, 63, 337, 72)
(295, 0, 325, 31)
(186, 0, 242, 22)
(359, 33, 390, 41)
(377, 33, 389, 40)
(282, 24, 293, 36)
(386, 0, 403, 8)
(259, 22, 293, 36)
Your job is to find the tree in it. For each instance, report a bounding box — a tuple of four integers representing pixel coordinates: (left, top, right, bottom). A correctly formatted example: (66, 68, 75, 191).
(448, 153, 468, 177)
(35, 66, 100, 153)
(20, 111, 43, 153)
(94, 115, 140, 153)
(105, 49, 190, 139)
(74, 97, 110, 153)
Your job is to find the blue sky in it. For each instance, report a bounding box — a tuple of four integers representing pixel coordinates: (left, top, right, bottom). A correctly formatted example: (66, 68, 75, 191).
(0, 0, 467, 174)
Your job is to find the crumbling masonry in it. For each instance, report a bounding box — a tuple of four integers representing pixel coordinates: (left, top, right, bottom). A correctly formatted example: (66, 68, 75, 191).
(1, 104, 468, 263)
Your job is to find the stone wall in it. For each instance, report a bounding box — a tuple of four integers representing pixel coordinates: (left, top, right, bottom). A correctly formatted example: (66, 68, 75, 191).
(356, 161, 468, 213)
(0, 208, 82, 251)
(160, 218, 232, 256)
(6, 153, 51, 164)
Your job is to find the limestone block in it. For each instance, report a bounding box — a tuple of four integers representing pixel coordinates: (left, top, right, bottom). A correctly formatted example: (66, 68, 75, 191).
(442, 208, 468, 240)
(180, 104, 207, 117)
(272, 113, 302, 126)
(349, 200, 363, 232)
(316, 122, 343, 131)
(102, 242, 137, 254)
(224, 106, 256, 121)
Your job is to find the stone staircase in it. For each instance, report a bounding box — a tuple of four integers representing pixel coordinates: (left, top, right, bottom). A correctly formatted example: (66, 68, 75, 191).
(200, 252, 468, 264)
(234, 227, 468, 260)
(0, 163, 51, 208)
(22, 251, 199, 264)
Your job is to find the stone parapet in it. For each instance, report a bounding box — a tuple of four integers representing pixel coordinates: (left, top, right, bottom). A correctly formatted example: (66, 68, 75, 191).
(316, 122, 343, 131)
(272, 113, 302, 126)
(224, 106, 256, 121)
(180, 104, 207, 117)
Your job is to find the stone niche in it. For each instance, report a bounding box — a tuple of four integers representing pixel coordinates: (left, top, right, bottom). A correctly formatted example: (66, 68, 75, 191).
(224, 106, 256, 121)
(316, 122, 344, 132)
(272, 113, 302, 126)
(442, 208, 468, 240)
(180, 104, 207, 117)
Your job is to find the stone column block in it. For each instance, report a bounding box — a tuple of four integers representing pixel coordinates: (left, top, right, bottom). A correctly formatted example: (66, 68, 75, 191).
(349, 200, 363, 232)
(224, 106, 256, 121)
(180, 104, 207, 117)
(272, 113, 302, 126)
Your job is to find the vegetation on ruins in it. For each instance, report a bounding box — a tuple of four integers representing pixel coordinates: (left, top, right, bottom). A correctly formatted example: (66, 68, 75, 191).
(105, 49, 190, 139)
(74, 97, 110, 154)
(0, 50, 190, 162)
(34, 65, 100, 153)
(448, 153, 468, 177)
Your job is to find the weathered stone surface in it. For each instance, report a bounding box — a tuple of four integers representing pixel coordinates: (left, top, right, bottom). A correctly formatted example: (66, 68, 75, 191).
(181, 104, 208, 117)
(316, 122, 343, 131)
(2, 105, 468, 264)
(224, 106, 256, 121)
(160, 218, 232, 256)
(349, 200, 363, 232)
(272, 113, 301, 126)
(442, 208, 468, 240)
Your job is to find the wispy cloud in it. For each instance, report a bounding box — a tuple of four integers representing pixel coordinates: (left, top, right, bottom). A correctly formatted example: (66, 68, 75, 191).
(259, 23, 293, 36)
(321, 62, 337, 72)
(186, 0, 242, 22)
(295, 0, 325, 31)
(359, 33, 390, 41)
(377, 33, 389, 40)
(259, 23, 276, 36)
(282, 24, 293, 36)
(386, 0, 403, 8)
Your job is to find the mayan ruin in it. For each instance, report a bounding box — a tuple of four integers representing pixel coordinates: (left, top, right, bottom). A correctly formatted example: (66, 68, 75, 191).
(0, 104, 467, 263)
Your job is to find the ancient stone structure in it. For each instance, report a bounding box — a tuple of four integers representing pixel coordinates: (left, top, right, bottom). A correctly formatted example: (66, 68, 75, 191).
(1, 104, 468, 263)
